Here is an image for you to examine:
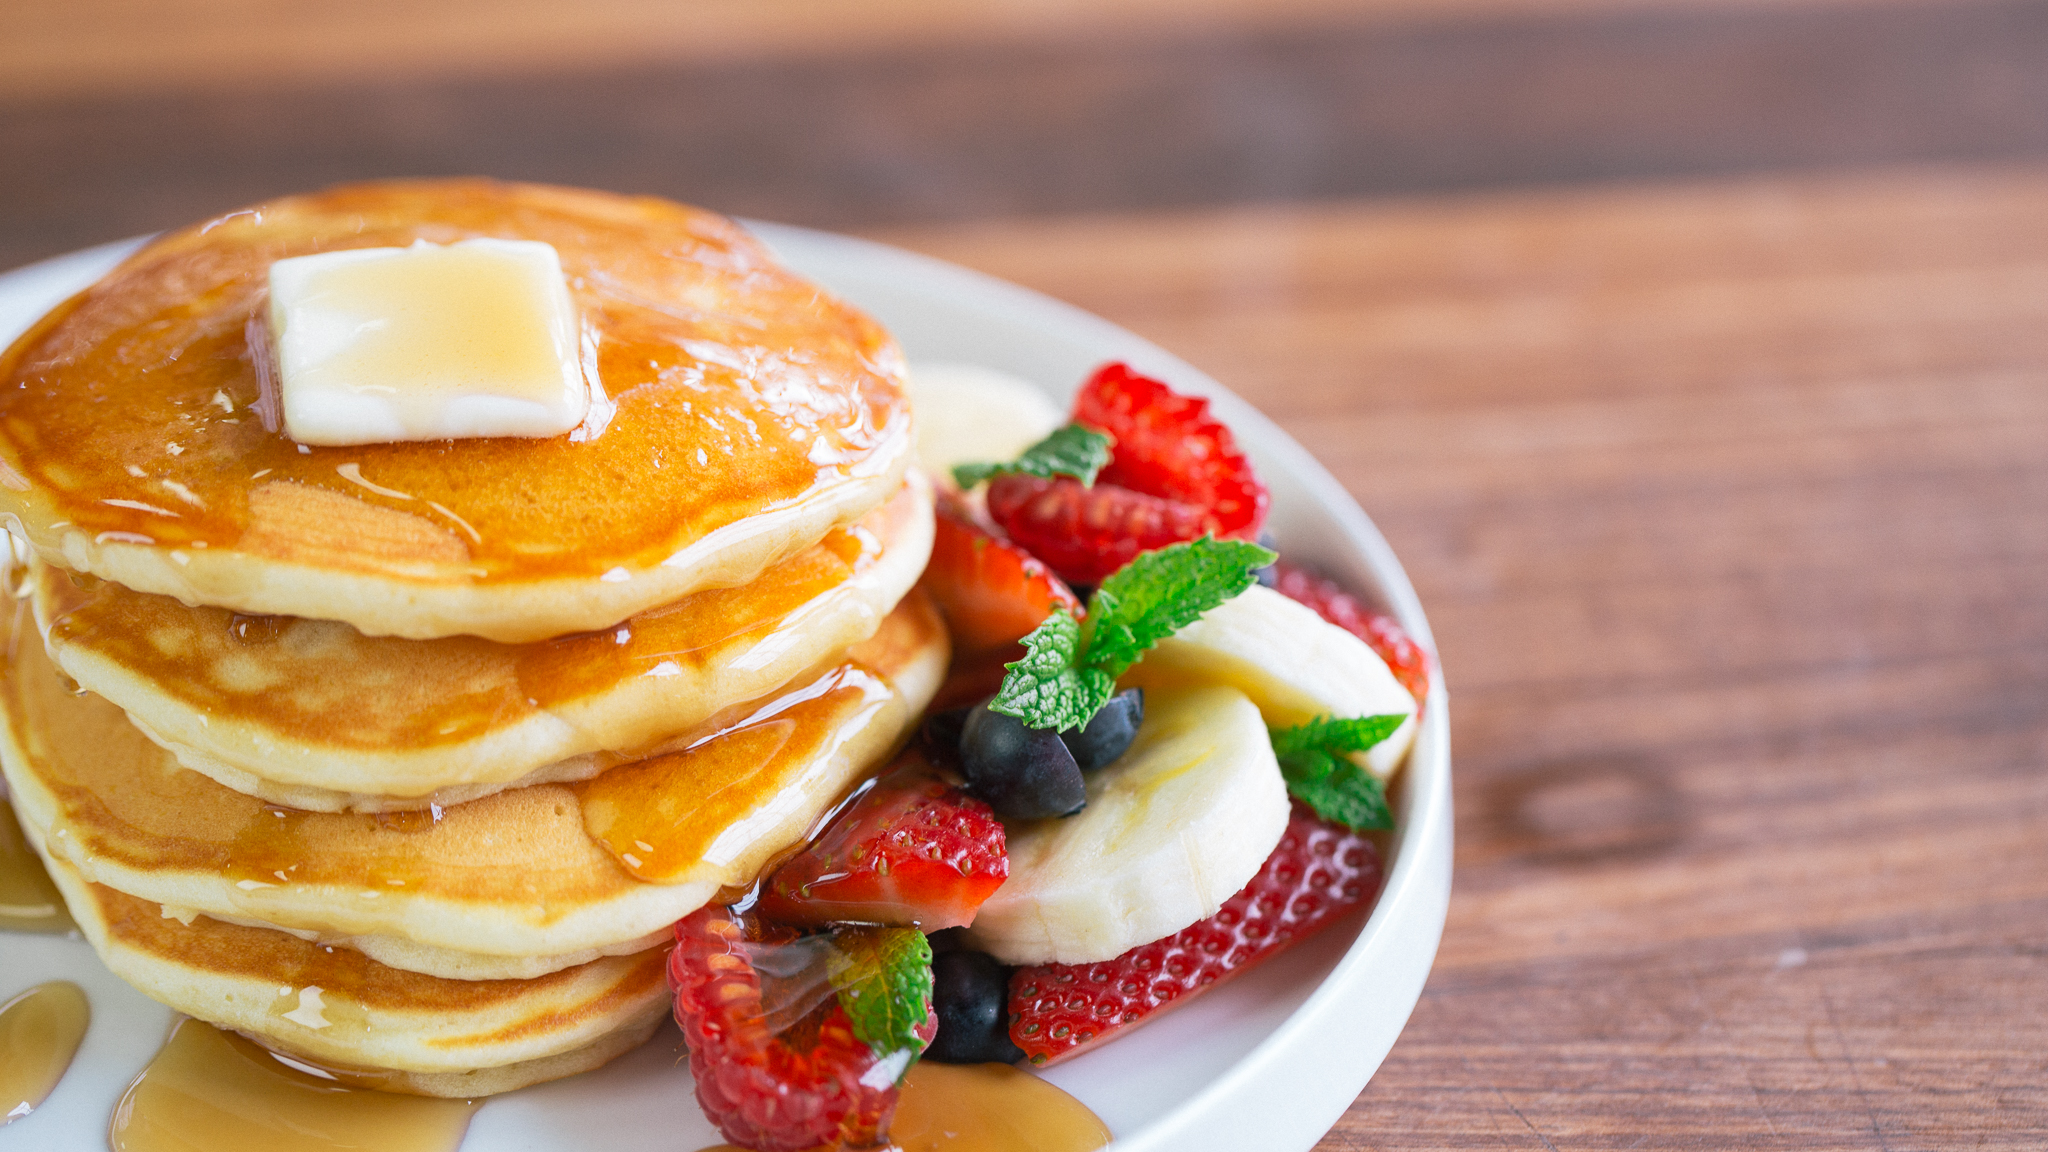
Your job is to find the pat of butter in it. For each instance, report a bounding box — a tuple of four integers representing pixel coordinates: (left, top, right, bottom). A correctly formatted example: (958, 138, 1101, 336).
(267, 238, 589, 446)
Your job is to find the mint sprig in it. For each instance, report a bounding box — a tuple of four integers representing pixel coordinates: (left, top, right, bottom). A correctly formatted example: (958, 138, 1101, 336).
(952, 423, 1114, 490)
(827, 926, 933, 1082)
(1270, 715, 1406, 831)
(991, 537, 1275, 732)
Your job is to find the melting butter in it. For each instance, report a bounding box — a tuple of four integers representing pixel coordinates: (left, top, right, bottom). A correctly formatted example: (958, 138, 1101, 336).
(267, 238, 588, 446)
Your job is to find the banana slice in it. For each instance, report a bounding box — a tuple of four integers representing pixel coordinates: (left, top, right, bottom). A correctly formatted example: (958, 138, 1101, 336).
(907, 362, 1064, 485)
(1120, 584, 1418, 781)
(963, 684, 1289, 965)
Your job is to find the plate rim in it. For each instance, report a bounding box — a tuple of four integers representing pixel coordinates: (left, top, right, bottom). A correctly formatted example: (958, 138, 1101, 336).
(0, 224, 1452, 1152)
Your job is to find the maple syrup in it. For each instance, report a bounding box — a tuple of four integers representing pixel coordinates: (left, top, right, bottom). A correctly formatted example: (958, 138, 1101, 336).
(0, 980, 89, 1124)
(109, 1018, 479, 1152)
(0, 796, 72, 934)
(692, 1061, 1110, 1152)
(888, 1062, 1111, 1152)
(0, 180, 907, 585)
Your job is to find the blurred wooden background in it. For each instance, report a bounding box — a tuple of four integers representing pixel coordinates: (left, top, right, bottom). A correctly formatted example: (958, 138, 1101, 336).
(3, 1, 2045, 1148)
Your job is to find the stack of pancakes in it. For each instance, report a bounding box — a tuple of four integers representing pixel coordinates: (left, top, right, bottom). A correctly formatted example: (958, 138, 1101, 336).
(0, 182, 944, 1095)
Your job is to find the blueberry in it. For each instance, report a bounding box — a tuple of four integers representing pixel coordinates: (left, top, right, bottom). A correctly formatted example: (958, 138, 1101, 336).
(1059, 687, 1144, 772)
(960, 701, 1086, 821)
(917, 705, 972, 763)
(925, 950, 1025, 1064)
(1254, 530, 1280, 588)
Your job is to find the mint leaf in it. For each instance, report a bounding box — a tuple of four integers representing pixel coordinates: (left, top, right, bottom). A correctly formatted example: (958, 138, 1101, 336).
(952, 423, 1114, 489)
(828, 926, 933, 1080)
(1270, 715, 1406, 831)
(1084, 537, 1275, 679)
(988, 609, 1112, 732)
(991, 537, 1276, 732)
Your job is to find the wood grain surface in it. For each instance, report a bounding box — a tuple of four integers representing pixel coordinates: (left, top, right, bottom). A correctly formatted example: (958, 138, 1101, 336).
(4, 0, 2046, 1146)
(872, 165, 2048, 1149)
(8, 0, 2048, 270)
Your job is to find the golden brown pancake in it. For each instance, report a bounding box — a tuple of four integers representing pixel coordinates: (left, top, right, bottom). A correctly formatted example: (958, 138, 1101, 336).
(0, 593, 948, 979)
(33, 475, 933, 810)
(35, 849, 668, 1094)
(0, 179, 912, 642)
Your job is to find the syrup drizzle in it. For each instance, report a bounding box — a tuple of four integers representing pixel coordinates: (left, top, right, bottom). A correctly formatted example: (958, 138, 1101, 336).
(0, 796, 73, 934)
(0, 980, 90, 1124)
(694, 1060, 1110, 1152)
(109, 1018, 480, 1152)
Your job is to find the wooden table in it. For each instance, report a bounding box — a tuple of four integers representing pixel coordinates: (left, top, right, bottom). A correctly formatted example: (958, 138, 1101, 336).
(4, 1, 2046, 1146)
(875, 168, 2048, 1149)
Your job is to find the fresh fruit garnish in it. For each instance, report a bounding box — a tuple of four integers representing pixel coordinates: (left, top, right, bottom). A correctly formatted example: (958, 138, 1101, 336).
(952, 423, 1114, 490)
(991, 536, 1274, 733)
(755, 758, 1008, 931)
(1006, 802, 1384, 1066)
(964, 684, 1291, 965)
(959, 699, 1087, 821)
(925, 950, 1026, 1065)
(1059, 687, 1144, 772)
(829, 926, 939, 1080)
(1269, 562, 1430, 704)
(1118, 583, 1417, 781)
(985, 473, 1212, 587)
(919, 499, 1083, 659)
(1269, 715, 1405, 831)
(1071, 363, 1269, 541)
(668, 910, 935, 1151)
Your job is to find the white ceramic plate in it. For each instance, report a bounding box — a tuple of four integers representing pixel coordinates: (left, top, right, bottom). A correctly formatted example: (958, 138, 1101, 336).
(0, 225, 1451, 1152)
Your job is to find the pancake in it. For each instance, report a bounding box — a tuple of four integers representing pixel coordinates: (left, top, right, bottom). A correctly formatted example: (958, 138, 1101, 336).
(0, 593, 948, 979)
(32, 474, 934, 809)
(35, 850, 668, 1094)
(0, 179, 912, 642)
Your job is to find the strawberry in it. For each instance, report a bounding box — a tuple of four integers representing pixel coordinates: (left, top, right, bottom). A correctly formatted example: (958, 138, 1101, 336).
(919, 497, 1082, 657)
(985, 473, 1211, 588)
(754, 757, 1008, 931)
(670, 910, 904, 1151)
(1269, 562, 1430, 703)
(1072, 363, 1268, 541)
(1005, 803, 1383, 1067)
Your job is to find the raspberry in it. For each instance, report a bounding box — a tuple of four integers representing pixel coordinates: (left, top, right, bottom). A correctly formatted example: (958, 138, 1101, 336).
(1072, 363, 1268, 540)
(755, 756, 1009, 932)
(668, 910, 897, 1151)
(1006, 803, 1383, 1067)
(1270, 562, 1430, 703)
(985, 473, 1211, 587)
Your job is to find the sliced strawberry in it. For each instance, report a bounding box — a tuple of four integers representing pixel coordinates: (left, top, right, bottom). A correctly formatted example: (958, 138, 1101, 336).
(669, 910, 898, 1151)
(985, 473, 1211, 588)
(1072, 363, 1269, 540)
(1270, 562, 1430, 703)
(919, 498, 1081, 657)
(1006, 803, 1383, 1067)
(755, 757, 1008, 931)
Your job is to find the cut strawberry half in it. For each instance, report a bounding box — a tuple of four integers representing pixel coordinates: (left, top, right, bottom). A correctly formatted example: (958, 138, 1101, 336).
(919, 497, 1082, 657)
(1006, 803, 1383, 1067)
(755, 756, 1008, 931)
(1072, 363, 1269, 541)
(985, 473, 1212, 588)
(669, 910, 898, 1152)
(1269, 562, 1430, 703)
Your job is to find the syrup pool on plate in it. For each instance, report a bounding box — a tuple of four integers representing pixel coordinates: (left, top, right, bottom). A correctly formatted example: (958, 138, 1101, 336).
(694, 1060, 1111, 1152)
(109, 1017, 481, 1152)
(0, 795, 72, 934)
(0, 979, 89, 1123)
